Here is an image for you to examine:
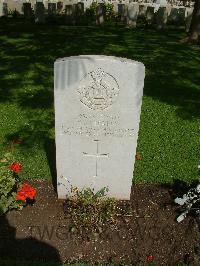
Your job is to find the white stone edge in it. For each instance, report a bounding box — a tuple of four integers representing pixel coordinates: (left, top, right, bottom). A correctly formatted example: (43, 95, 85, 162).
(54, 55, 145, 69)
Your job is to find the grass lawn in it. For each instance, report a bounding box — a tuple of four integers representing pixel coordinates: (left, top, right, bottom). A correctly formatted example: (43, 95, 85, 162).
(0, 18, 199, 185)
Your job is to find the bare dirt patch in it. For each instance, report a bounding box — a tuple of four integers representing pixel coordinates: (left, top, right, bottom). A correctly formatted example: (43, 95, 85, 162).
(0, 180, 199, 265)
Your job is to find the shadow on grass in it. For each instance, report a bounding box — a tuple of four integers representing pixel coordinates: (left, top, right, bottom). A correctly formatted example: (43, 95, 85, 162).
(0, 18, 199, 182)
(0, 19, 199, 116)
(44, 138, 57, 192)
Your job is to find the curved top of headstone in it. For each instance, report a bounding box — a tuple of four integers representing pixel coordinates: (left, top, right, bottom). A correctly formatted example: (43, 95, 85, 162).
(55, 55, 145, 69)
(155, 0, 168, 5)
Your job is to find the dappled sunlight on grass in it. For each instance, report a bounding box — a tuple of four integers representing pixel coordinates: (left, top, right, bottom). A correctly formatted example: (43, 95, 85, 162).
(0, 18, 199, 183)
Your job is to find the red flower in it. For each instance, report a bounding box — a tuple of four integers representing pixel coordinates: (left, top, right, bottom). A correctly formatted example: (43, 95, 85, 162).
(146, 255, 154, 262)
(16, 182, 37, 202)
(16, 193, 26, 202)
(9, 162, 22, 173)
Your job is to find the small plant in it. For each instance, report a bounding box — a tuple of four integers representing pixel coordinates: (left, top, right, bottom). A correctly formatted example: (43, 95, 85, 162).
(87, 3, 114, 22)
(65, 186, 116, 235)
(0, 153, 36, 215)
(104, 3, 114, 21)
(174, 183, 200, 222)
(88, 2, 98, 16)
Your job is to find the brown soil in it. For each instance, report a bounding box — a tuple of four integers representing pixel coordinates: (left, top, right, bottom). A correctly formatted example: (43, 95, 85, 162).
(0, 180, 200, 265)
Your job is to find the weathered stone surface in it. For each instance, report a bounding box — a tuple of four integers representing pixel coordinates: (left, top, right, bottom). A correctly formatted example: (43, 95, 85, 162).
(96, 4, 106, 25)
(185, 7, 193, 32)
(13, 0, 23, 14)
(126, 3, 139, 28)
(0, 1, 3, 17)
(139, 4, 147, 18)
(54, 55, 145, 200)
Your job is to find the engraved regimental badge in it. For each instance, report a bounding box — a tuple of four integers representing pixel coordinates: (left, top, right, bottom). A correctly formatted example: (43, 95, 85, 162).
(77, 68, 119, 111)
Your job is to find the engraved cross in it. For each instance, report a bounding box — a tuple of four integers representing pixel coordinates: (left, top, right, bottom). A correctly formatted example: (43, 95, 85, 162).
(83, 140, 109, 178)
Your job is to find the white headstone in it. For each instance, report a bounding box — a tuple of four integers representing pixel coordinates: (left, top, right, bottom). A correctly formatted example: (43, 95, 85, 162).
(54, 55, 145, 200)
(96, 4, 106, 25)
(166, 4, 172, 16)
(82, 0, 91, 10)
(4, 0, 13, 12)
(9, 0, 23, 14)
(155, 0, 167, 5)
(126, 3, 139, 28)
(29, 0, 35, 9)
(112, 2, 118, 14)
(17, 1, 24, 14)
(0, 1, 3, 17)
(185, 7, 193, 32)
(139, 4, 148, 17)
(43, 0, 48, 9)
